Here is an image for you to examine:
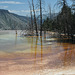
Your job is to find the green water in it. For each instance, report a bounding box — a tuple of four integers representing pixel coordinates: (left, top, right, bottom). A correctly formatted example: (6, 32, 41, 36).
(0, 30, 75, 54)
(0, 30, 31, 52)
(0, 30, 46, 53)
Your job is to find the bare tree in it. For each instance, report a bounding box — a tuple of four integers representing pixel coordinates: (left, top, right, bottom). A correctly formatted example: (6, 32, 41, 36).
(32, 0, 38, 36)
(36, 0, 45, 36)
(71, 0, 75, 14)
(48, 4, 51, 19)
(28, 0, 33, 34)
(39, 0, 43, 36)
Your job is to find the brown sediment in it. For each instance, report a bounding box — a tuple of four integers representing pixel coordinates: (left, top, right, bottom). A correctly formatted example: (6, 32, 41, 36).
(0, 43, 75, 75)
(0, 31, 75, 75)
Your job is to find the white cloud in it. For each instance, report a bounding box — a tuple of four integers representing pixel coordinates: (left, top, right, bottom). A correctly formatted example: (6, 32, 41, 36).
(0, 1, 25, 4)
(0, 6, 8, 9)
(9, 9, 40, 13)
(9, 10, 20, 13)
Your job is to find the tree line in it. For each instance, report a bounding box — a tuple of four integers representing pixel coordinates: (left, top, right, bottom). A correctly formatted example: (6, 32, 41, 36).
(28, 0, 75, 40)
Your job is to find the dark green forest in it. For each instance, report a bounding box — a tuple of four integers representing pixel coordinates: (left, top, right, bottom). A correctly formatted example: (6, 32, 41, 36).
(42, 0, 75, 40)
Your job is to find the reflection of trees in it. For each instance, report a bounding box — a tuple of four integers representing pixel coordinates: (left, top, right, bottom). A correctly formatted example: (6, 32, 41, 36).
(34, 36, 43, 62)
(61, 44, 73, 67)
(31, 36, 33, 56)
(44, 31, 46, 41)
(34, 36, 38, 63)
(31, 36, 43, 70)
(40, 36, 43, 62)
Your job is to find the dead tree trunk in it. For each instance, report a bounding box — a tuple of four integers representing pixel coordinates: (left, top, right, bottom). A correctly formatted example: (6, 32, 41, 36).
(32, 0, 38, 36)
(28, 1, 33, 34)
(48, 5, 51, 19)
(39, 0, 43, 36)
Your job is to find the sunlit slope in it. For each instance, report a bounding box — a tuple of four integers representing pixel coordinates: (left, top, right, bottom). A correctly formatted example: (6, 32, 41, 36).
(0, 9, 28, 30)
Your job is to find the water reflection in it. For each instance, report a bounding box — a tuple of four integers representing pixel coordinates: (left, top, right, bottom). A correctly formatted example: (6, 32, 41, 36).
(29, 36, 43, 70)
(34, 36, 38, 64)
(0, 31, 75, 72)
(28, 34, 75, 69)
(31, 36, 33, 56)
(40, 37, 43, 62)
(15, 34, 17, 47)
(33, 36, 43, 60)
(63, 49, 73, 67)
(60, 43, 75, 67)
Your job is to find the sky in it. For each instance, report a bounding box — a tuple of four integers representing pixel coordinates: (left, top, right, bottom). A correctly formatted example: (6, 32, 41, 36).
(0, 0, 72, 16)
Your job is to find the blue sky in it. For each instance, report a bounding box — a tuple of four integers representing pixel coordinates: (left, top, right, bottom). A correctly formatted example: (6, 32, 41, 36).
(0, 0, 72, 16)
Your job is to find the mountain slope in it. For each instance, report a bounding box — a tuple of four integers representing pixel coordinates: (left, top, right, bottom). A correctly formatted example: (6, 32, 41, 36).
(0, 9, 29, 30)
